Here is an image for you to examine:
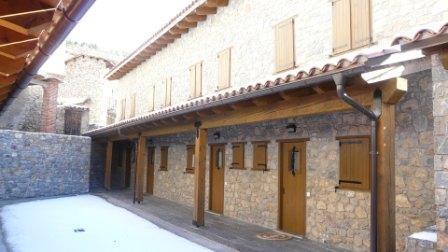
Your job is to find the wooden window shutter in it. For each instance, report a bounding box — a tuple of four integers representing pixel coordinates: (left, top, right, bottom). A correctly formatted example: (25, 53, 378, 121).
(231, 142, 245, 169)
(120, 98, 126, 120)
(332, 0, 351, 54)
(160, 146, 168, 171)
(218, 48, 231, 90)
(275, 18, 295, 72)
(252, 141, 268, 170)
(165, 77, 172, 106)
(186, 145, 195, 173)
(338, 136, 370, 190)
(189, 65, 196, 98)
(130, 93, 136, 118)
(195, 62, 202, 98)
(350, 0, 371, 49)
(148, 85, 155, 111)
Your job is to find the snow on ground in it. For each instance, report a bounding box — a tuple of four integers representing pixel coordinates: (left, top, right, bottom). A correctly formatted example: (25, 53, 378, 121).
(0, 195, 211, 252)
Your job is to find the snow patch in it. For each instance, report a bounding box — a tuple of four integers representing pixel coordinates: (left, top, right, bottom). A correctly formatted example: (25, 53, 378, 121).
(1, 195, 211, 252)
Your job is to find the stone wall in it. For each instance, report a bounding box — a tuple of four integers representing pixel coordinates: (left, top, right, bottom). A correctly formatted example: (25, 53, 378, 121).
(432, 53, 448, 251)
(135, 69, 434, 251)
(114, 0, 446, 121)
(0, 130, 91, 200)
(0, 86, 43, 132)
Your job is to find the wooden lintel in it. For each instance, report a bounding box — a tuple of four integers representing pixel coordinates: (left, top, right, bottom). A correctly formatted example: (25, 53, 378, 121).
(177, 20, 197, 29)
(379, 77, 408, 104)
(185, 14, 207, 22)
(104, 141, 113, 190)
(195, 6, 217, 15)
(193, 128, 207, 227)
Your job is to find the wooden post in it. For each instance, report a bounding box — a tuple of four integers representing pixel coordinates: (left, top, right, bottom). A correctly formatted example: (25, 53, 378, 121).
(377, 102, 396, 251)
(135, 135, 147, 203)
(104, 141, 113, 190)
(193, 128, 207, 226)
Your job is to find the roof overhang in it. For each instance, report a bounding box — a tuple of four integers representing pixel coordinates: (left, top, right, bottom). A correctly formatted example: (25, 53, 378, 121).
(0, 0, 95, 113)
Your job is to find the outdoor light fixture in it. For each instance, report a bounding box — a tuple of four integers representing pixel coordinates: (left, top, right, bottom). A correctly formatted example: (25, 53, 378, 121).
(213, 132, 221, 140)
(286, 123, 297, 133)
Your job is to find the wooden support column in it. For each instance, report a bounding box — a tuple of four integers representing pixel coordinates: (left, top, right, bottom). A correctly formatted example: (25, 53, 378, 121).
(135, 135, 147, 203)
(193, 127, 207, 226)
(104, 141, 113, 190)
(377, 98, 396, 251)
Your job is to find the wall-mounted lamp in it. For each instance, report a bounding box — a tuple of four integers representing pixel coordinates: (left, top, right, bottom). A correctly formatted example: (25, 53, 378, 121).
(213, 132, 221, 140)
(286, 124, 297, 133)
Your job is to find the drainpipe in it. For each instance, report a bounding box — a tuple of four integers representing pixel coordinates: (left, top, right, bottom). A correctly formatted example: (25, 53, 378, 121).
(332, 73, 382, 252)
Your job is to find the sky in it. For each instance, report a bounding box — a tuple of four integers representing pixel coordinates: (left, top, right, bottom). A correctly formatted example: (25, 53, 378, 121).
(40, 0, 191, 74)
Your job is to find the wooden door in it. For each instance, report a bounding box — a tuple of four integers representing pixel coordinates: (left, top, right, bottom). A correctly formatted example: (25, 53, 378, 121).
(209, 144, 225, 214)
(279, 141, 306, 236)
(146, 147, 155, 194)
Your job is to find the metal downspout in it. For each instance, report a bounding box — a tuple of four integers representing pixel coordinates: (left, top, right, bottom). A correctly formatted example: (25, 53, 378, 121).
(333, 73, 382, 252)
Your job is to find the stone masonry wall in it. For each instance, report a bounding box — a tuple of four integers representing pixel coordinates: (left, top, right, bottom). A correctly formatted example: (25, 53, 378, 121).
(0, 130, 91, 200)
(90, 140, 106, 190)
(114, 0, 447, 120)
(432, 53, 448, 251)
(140, 69, 434, 251)
(0, 86, 43, 132)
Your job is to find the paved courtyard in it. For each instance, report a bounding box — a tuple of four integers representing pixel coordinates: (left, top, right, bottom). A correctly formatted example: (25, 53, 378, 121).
(96, 190, 345, 252)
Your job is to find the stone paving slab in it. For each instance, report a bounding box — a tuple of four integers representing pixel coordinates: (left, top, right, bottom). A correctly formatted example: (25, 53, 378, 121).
(97, 190, 346, 252)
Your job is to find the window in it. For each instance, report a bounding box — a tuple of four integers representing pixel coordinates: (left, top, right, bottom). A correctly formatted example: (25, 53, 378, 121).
(252, 141, 268, 170)
(119, 98, 126, 120)
(337, 136, 370, 190)
(186, 145, 195, 173)
(231, 142, 245, 169)
(160, 146, 168, 171)
(148, 85, 155, 111)
(332, 0, 371, 54)
(164, 77, 172, 107)
(275, 18, 295, 72)
(218, 48, 231, 90)
(129, 93, 136, 118)
(189, 62, 202, 99)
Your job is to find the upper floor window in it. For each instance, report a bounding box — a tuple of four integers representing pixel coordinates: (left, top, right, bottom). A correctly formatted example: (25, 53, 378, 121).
(332, 0, 371, 54)
(217, 48, 231, 90)
(148, 85, 155, 112)
(189, 62, 202, 99)
(275, 18, 295, 72)
(164, 77, 172, 107)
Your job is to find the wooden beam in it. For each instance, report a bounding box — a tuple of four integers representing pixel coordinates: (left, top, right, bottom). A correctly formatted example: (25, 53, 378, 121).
(377, 101, 396, 251)
(195, 6, 217, 15)
(0, 38, 38, 48)
(0, 75, 16, 85)
(0, 19, 30, 36)
(104, 141, 113, 190)
(312, 86, 325, 95)
(177, 20, 197, 29)
(380, 77, 408, 104)
(193, 128, 207, 226)
(142, 123, 194, 137)
(0, 50, 17, 60)
(211, 105, 234, 114)
(0, 87, 11, 96)
(251, 95, 283, 107)
(278, 88, 314, 100)
(230, 100, 255, 110)
(185, 14, 207, 22)
(135, 135, 147, 203)
(205, 0, 229, 7)
(0, 7, 56, 19)
(196, 109, 215, 118)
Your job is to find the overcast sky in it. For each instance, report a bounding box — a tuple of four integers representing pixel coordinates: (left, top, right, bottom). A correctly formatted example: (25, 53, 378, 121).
(40, 0, 191, 74)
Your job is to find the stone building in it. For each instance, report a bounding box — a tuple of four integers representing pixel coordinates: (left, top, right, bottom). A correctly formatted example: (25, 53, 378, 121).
(85, 0, 448, 251)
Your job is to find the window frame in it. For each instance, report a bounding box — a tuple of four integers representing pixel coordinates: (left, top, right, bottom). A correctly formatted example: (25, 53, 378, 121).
(230, 142, 245, 170)
(274, 17, 295, 73)
(252, 141, 269, 171)
(217, 47, 231, 91)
